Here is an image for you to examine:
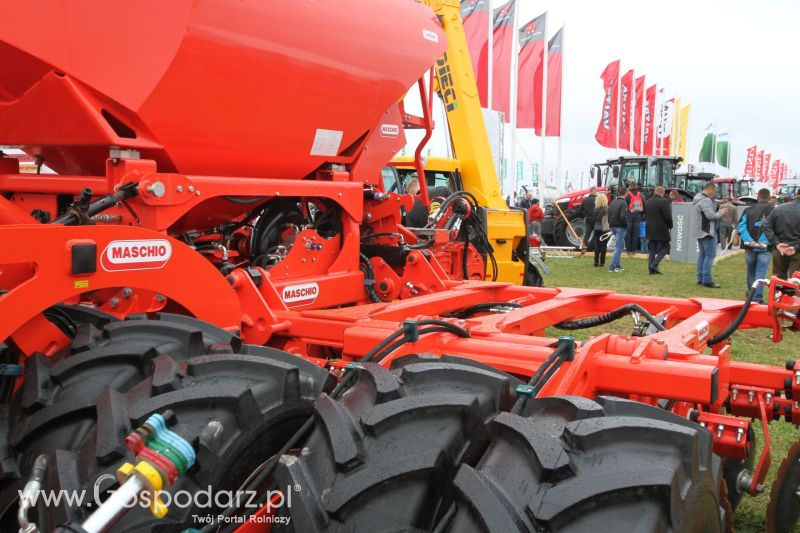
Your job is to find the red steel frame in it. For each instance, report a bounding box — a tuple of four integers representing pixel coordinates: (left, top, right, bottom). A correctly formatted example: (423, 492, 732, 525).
(1, 72, 799, 505)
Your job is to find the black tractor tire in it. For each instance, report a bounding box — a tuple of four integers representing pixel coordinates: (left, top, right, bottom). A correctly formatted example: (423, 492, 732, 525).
(273, 354, 521, 532)
(554, 216, 587, 249)
(523, 263, 543, 287)
(0, 314, 335, 532)
(277, 376, 723, 532)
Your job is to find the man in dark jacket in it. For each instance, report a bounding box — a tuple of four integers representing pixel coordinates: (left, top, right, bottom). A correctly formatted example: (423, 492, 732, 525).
(738, 188, 774, 302)
(644, 186, 672, 275)
(763, 190, 800, 279)
(607, 187, 628, 272)
(581, 187, 598, 251)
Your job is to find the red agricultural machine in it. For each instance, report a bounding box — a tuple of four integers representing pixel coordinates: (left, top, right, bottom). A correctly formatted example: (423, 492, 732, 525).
(0, 2, 799, 532)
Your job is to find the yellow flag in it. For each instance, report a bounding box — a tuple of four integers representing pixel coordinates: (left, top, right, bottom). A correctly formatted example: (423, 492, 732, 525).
(670, 98, 680, 155)
(678, 103, 691, 161)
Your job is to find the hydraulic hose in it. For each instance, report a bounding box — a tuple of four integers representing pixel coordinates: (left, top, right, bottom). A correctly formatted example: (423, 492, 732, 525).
(707, 284, 757, 346)
(555, 303, 666, 332)
(359, 253, 381, 303)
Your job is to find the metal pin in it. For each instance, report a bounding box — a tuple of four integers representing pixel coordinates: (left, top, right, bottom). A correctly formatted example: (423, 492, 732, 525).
(716, 425, 724, 439)
(736, 427, 743, 442)
(748, 390, 755, 403)
(732, 389, 738, 401)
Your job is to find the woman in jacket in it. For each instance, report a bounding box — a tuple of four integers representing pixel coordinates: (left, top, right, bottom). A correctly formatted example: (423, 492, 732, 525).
(593, 194, 611, 267)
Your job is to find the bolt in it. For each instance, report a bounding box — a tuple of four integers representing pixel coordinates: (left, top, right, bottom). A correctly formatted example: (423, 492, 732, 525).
(188, 185, 195, 193)
(177, 185, 183, 193)
(108, 297, 119, 308)
(155, 294, 166, 302)
(748, 390, 755, 403)
(796, 371, 800, 386)
(275, 192, 281, 196)
(312, 257, 317, 262)
(716, 425, 724, 439)
(365, 213, 372, 222)
(196, 190, 201, 196)
(732, 388, 738, 401)
(756, 484, 764, 493)
(121, 288, 132, 298)
(146, 181, 166, 198)
(766, 393, 773, 405)
(736, 427, 744, 442)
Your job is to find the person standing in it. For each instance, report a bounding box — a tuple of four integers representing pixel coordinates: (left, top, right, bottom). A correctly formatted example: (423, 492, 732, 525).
(763, 190, 800, 279)
(644, 186, 673, 275)
(528, 198, 544, 223)
(738, 188, 774, 303)
(517, 189, 533, 209)
(693, 182, 724, 288)
(718, 199, 737, 249)
(592, 194, 610, 267)
(608, 187, 628, 273)
(625, 181, 645, 253)
(581, 187, 598, 251)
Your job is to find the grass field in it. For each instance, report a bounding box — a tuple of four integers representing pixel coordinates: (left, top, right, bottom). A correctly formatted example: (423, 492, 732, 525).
(542, 250, 799, 532)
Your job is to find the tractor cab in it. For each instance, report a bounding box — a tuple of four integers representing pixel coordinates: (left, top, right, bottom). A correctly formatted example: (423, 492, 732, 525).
(714, 177, 757, 205)
(674, 171, 717, 198)
(598, 156, 683, 198)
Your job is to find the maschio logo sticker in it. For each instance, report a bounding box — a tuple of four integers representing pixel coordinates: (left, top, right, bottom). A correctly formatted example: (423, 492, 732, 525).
(380, 124, 400, 138)
(282, 283, 319, 305)
(101, 239, 172, 272)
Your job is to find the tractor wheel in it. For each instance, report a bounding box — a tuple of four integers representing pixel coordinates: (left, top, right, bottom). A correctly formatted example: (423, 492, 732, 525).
(554, 216, 586, 249)
(277, 377, 723, 532)
(272, 354, 520, 532)
(445, 395, 723, 532)
(0, 314, 335, 532)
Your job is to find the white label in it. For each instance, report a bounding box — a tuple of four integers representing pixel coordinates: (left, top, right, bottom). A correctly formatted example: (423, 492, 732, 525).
(696, 321, 709, 341)
(101, 239, 172, 272)
(310, 129, 343, 157)
(422, 29, 439, 43)
(380, 124, 400, 138)
(282, 282, 320, 305)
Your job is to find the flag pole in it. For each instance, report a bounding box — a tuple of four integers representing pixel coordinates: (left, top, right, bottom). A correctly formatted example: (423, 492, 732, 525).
(556, 25, 564, 194)
(539, 13, 548, 202)
(508, 1, 520, 199)
(487, 0, 494, 110)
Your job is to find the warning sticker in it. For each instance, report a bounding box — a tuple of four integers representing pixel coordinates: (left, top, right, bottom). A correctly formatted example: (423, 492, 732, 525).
(695, 321, 709, 342)
(310, 129, 344, 157)
(101, 239, 172, 272)
(282, 282, 320, 305)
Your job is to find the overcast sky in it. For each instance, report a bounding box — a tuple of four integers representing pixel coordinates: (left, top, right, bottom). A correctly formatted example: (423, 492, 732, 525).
(408, 0, 800, 190)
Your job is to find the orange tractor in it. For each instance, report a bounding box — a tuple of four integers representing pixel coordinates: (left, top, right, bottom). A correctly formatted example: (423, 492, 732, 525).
(0, 2, 798, 532)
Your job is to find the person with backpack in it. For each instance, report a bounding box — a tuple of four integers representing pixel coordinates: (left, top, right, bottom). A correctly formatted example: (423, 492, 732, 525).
(625, 181, 645, 253)
(607, 187, 628, 273)
(693, 182, 724, 288)
(738, 188, 774, 303)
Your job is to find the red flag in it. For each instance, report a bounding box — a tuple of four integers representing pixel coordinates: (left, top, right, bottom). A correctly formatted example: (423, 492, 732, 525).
(781, 163, 788, 181)
(743, 145, 757, 177)
(545, 28, 563, 137)
(516, 13, 546, 130)
(770, 159, 781, 190)
(763, 153, 772, 181)
(461, 0, 491, 107)
(491, 0, 517, 122)
(656, 97, 675, 156)
(633, 76, 645, 154)
(643, 84, 656, 155)
(595, 60, 620, 148)
(618, 70, 634, 151)
(755, 150, 764, 181)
